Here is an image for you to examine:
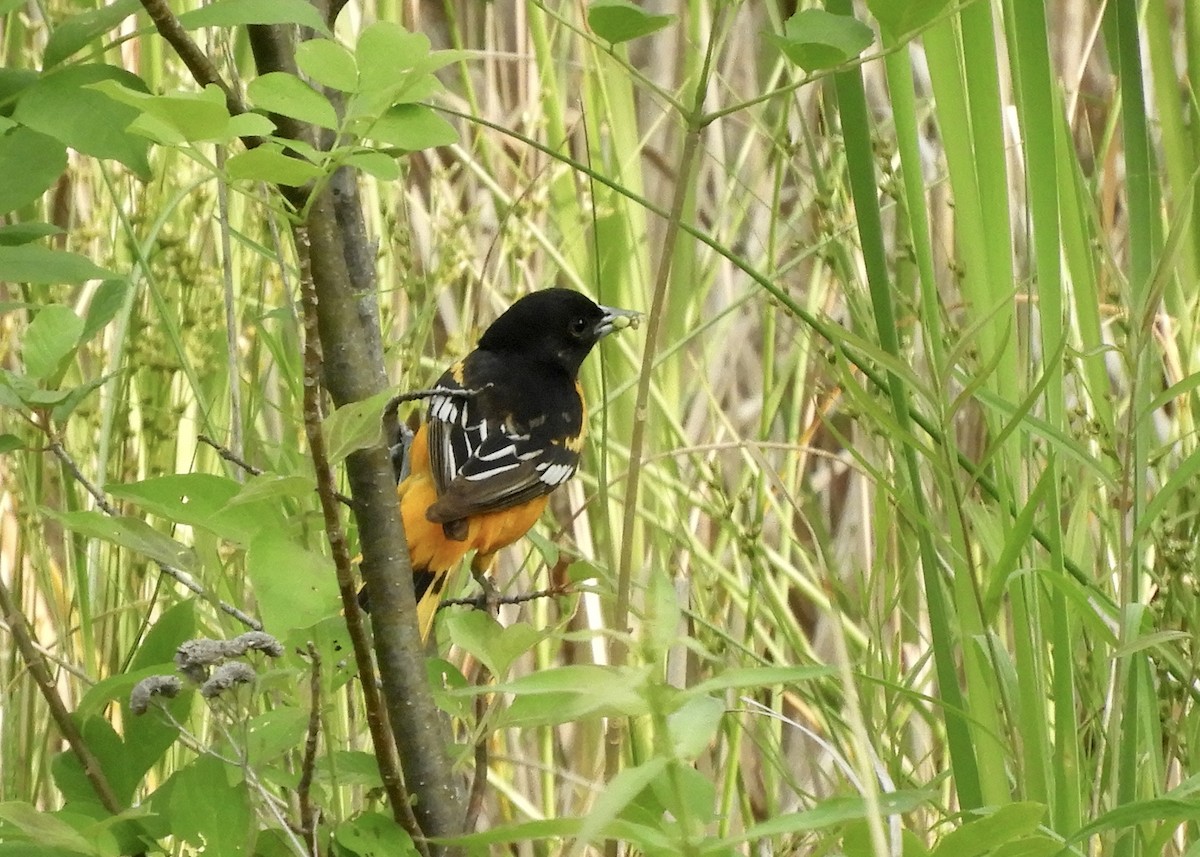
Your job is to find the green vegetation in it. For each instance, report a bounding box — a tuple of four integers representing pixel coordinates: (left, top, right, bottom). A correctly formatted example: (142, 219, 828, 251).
(1, 0, 1198, 854)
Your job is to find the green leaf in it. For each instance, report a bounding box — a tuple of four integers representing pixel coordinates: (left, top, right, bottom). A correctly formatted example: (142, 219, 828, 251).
(486, 664, 651, 727)
(321, 751, 384, 789)
(642, 566, 680, 658)
(177, 0, 330, 36)
(0, 245, 114, 284)
(273, 136, 323, 164)
(930, 803, 1046, 857)
(169, 756, 252, 856)
(866, 0, 952, 41)
(323, 389, 394, 465)
(71, 807, 149, 852)
(0, 368, 67, 408)
(1111, 628, 1192, 658)
(347, 74, 439, 119)
(45, 509, 198, 572)
(23, 305, 83, 380)
(223, 473, 315, 508)
(296, 38, 359, 92)
(6, 381, 66, 407)
(88, 80, 235, 143)
(51, 372, 118, 422)
(53, 717, 141, 808)
(667, 695, 724, 761)
(334, 811, 418, 857)
(368, 104, 456, 151)
(227, 112, 277, 139)
(1067, 797, 1200, 842)
(81, 279, 130, 343)
(355, 22, 431, 92)
(301, 614, 357, 693)
(245, 709, 310, 766)
(13, 64, 151, 178)
(577, 758, 669, 846)
(75, 663, 179, 723)
(0, 69, 37, 122)
(444, 610, 543, 677)
(0, 126, 67, 214)
(587, 0, 674, 45)
(134, 598, 198, 672)
(427, 657, 472, 719)
(247, 531, 338, 635)
(436, 818, 583, 849)
(124, 112, 188, 146)
(725, 790, 931, 844)
(342, 150, 400, 181)
(0, 222, 64, 246)
(688, 664, 835, 695)
(769, 9, 874, 71)
(487, 663, 643, 696)
(990, 835, 1067, 857)
(0, 434, 24, 453)
(44, 0, 141, 68)
(247, 72, 339, 130)
(0, 802, 101, 855)
(1136, 442, 1200, 542)
(107, 473, 263, 545)
(119, 602, 197, 783)
(226, 145, 324, 186)
(525, 528, 560, 567)
(654, 763, 715, 825)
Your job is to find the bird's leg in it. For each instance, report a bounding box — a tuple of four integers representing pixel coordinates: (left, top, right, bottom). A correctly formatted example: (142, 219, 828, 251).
(470, 554, 500, 616)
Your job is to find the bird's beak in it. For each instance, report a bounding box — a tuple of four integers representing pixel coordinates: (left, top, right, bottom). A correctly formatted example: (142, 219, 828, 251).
(595, 304, 642, 338)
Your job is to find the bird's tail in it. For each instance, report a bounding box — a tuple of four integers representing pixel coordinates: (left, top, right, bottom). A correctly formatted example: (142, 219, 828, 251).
(414, 567, 450, 640)
(357, 563, 446, 641)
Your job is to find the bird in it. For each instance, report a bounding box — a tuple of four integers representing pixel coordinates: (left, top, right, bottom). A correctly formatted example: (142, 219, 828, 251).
(363, 288, 640, 638)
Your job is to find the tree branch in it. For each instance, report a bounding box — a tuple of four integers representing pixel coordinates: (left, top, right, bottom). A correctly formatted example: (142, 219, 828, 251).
(302, 192, 465, 845)
(295, 222, 426, 847)
(144, 10, 465, 846)
(297, 644, 321, 854)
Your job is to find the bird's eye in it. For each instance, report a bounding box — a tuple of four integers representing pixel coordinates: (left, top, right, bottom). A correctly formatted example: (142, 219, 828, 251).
(570, 316, 589, 337)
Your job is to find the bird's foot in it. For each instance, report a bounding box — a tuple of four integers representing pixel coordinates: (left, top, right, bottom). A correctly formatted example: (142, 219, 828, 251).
(470, 568, 500, 616)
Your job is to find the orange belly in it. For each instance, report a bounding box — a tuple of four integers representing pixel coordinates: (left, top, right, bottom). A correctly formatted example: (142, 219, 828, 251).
(397, 473, 548, 574)
(397, 423, 548, 637)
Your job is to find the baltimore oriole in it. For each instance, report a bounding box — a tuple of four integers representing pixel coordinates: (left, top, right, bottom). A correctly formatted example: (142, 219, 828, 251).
(364, 288, 640, 638)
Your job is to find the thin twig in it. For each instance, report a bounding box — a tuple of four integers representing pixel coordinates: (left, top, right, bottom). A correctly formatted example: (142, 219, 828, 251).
(0, 574, 124, 816)
(0, 622, 94, 682)
(48, 438, 262, 631)
(439, 586, 569, 611)
(294, 223, 426, 853)
(463, 660, 492, 833)
(49, 437, 119, 515)
(198, 433, 265, 476)
(197, 433, 355, 508)
(215, 148, 244, 477)
(382, 385, 492, 423)
(297, 643, 321, 854)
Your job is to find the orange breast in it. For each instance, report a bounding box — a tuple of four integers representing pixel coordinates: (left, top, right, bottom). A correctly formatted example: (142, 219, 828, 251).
(398, 423, 548, 573)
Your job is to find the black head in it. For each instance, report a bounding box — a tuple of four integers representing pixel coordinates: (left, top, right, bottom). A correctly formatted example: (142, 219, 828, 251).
(478, 288, 639, 376)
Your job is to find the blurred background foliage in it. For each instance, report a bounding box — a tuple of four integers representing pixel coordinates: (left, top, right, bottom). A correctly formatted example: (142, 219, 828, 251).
(2, 0, 1200, 854)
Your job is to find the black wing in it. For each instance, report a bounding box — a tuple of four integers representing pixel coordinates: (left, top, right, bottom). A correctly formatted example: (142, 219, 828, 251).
(425, 362, 581, 524)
